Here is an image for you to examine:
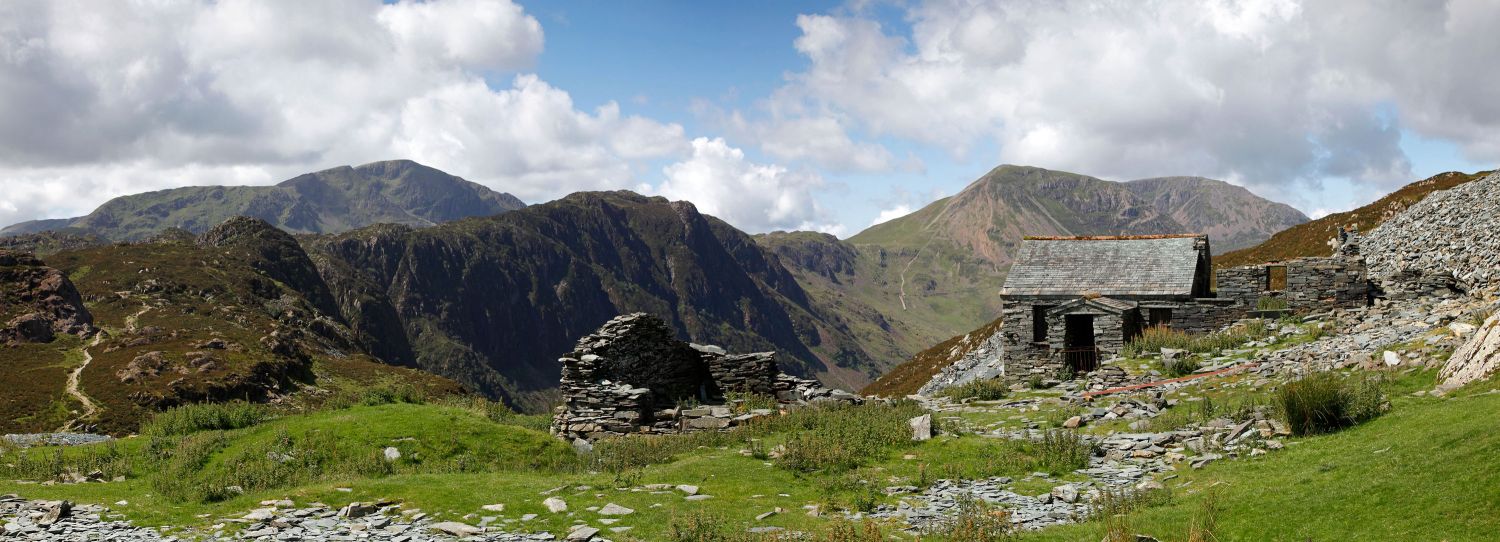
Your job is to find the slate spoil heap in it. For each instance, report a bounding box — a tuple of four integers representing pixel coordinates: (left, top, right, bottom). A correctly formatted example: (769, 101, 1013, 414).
(1364, 171, 1500, 298)
(552, 313, 860, 442)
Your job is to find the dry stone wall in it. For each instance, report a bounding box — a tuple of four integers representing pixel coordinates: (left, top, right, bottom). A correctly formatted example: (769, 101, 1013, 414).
(552, 313, 860, 442)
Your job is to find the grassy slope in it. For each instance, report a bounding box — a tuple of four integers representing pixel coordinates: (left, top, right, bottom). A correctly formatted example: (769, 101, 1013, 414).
(1027, 370, 1500, 542)
(1217, 170, 1494, 268)
(6, 240, 462, 435)
(5, 368, 1500, 541)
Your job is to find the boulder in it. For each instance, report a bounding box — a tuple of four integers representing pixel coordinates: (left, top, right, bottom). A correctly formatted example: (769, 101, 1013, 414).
(543, 497, 568, 513)
(1438, 312, 1500, 392)
(5, 313, 54, 343)
(909, 414, 933, 441)
(430, 521, 483, 537)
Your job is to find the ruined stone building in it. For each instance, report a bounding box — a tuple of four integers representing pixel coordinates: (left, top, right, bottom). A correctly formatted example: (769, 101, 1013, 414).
(551, 313, 858, 442)
(995, 234, 1369, 382)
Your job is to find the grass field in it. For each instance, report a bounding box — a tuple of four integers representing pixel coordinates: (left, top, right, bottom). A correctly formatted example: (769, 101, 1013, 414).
(3, 365, 1497, 541)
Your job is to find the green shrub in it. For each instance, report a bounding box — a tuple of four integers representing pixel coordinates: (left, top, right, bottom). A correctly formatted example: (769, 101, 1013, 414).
(1257, 297, 1290, 311)
(325, 379, 430, 409)
(816, 474, 882, 512)
(1027, 429, 1094, 473)
(1277, 373, 1388, 436)
(1162, 355, 1202, 378)
(940, 378, 1008, 401)
(0, 442, 131, 482)
(667, 509, 733, 542)
(588, 430, 738, 474)
(726, 392, 777, 414)
(758, 402, 927, 473)
(1123, 321, 1273, 358)
(141, 401, 269, 438)
(923, 494, 1014, 541)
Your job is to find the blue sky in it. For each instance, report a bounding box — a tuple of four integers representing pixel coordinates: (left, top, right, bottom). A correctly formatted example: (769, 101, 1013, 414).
(2, 0, 1497, 234)
(524, 0, 1495, 229)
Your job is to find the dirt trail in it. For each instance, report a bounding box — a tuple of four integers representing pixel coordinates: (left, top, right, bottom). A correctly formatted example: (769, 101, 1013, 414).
(58, 305, 152, 432)
(58, 333, 103, 432)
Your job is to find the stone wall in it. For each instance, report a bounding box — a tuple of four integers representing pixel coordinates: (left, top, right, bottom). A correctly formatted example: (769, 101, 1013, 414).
(1147, 298, 1243, 335)
(552, 313, 860, 442)
(1217, 257, 1368, 312)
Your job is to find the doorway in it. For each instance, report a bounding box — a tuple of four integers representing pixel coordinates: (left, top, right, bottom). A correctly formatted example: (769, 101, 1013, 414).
(1062, 314, 1099, 373)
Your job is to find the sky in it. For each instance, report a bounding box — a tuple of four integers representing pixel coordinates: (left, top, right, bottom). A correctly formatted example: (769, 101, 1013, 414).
(1, 0, 1497, 237)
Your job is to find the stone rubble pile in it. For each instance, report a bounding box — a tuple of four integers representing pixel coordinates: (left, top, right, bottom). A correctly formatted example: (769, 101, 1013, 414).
(0, 433, 113, 448)
(916, 329, 1006, 397)
(552, 313, 859, 442)
(0, 495, 566, 542)
(1364, 171, 1500, 298)
(870, 409, 1288, 532)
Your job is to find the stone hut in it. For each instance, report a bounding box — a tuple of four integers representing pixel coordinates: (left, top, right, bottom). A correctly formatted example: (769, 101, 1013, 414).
(997, 234, 1232, 381)
(995, 233, 1373, 383)
(551, 313, 858, 442)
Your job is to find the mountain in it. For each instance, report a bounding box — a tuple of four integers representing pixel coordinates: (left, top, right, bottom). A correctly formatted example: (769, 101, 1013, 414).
(1217, 170, 1494, 268)
(1123, 176, 1310, 252)
(0, 160, 525, 241)
(786, 165, 1308, 363)
(308, 191, 902, 412)
(0, 218, 461, 435)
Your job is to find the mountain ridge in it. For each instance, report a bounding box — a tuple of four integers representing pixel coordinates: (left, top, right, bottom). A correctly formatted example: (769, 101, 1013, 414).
(0, 160, 525, 241)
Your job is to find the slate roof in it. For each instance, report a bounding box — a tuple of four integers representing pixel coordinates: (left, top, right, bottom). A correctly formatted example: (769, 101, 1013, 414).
(1002, 235, 1207, 297)
(1046, 296, 1138, 316)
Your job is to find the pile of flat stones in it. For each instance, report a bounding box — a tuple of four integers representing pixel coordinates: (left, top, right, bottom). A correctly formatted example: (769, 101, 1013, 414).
(1364, 171, 1500, 298)
(1251, 296, 1492, 377)
(872, 409, 1288, 534)
(1, 495, 570, 542)
(916, 330, 1006, 396)
(2, 497, 168, 541)
(0, 433, 112, 448)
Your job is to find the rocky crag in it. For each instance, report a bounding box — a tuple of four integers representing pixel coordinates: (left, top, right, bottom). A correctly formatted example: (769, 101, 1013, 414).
(551, 313, 859, 443)
(312, 192, 894, 412)
(0, 251, 94, 345)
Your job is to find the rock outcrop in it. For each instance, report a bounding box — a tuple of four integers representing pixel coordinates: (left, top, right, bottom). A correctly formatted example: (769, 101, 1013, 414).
(552, 313, 860, 441)
(1438, 312, 1500, 392)
(1364, 172, 1500, 298)
(0, 250, 93, 345)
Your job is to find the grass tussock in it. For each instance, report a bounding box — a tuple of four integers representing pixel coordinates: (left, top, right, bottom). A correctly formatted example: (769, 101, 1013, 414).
(0, 442, 132, 482)
(939, 378, 1009, 402)
(1025, 429, 1094, 474)
(664, 509, 887, 542)
(1122, 321, 1271, 358)
(1256, 297, 1290, 311)
(1276, 373, 1388, 436)
(1148, 394, 1268, 433)
(923, 494, 1014, 542)
(758, 401, 928, 474)
(1163, 355, 1202, 378)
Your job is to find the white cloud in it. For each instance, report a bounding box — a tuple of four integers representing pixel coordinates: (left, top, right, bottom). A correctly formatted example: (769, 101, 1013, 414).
(651, 138, 842, 235)
(0, 0, 688, 227)
(378, 0, 544, 71)
(754, 0, 1500, 203)
(869, 204, 913, 226)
